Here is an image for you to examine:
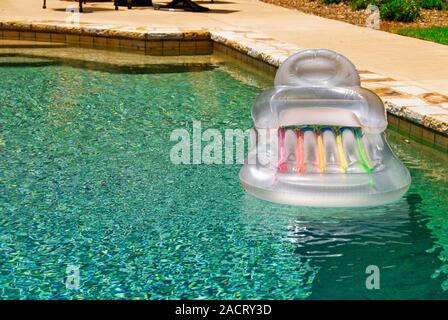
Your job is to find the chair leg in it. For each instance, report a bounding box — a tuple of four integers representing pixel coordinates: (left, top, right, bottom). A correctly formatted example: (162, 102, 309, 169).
(114, 0, 119, 10)
(79, 0, 83, 13)
(127, 0, 132, 9)
(43, 0, 46, 9)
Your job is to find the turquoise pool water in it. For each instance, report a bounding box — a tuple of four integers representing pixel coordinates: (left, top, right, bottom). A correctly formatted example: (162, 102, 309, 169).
(0, 49, 447, 299)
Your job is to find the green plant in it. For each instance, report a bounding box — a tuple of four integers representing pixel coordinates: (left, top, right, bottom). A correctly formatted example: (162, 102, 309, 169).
(349, 0, 370, 10)
(395, 27, 448, 44)
(349, 0, 384, 10)
(419, 0, 443, 9)
(322, 0, 343, 4)
(380, 0, 421, 22)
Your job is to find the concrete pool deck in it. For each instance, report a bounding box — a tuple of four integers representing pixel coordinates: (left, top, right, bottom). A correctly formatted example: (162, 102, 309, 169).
(0, 0, 447, 150)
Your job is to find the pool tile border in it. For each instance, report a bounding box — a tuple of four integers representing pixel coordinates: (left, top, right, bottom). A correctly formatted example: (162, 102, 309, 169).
(0, 21, 447, 152)
(0, 21, 213, 56)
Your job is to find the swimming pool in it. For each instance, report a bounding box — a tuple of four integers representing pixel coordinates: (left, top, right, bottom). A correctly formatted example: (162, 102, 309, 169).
(0, 45, 447, 299)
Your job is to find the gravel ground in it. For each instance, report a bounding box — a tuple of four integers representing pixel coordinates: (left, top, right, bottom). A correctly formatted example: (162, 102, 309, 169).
(261, 0, 448, 32)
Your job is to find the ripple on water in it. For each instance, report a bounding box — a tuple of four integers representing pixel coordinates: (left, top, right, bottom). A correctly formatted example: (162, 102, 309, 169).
(0, 52, 447, 299)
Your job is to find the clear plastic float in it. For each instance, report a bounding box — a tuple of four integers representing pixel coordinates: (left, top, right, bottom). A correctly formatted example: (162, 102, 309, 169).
(239, 49, 411, 207)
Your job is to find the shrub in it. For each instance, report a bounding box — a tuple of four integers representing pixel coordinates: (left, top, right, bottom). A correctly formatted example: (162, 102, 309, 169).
(349, 0, 371, 10)
(349, 0, 385, 10)
(322, 0, 343, 4)
(419, 0, 443, 9)
(380, 0, 421, 22)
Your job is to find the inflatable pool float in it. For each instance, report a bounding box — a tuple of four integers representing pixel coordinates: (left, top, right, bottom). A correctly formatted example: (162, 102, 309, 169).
(239, 49, 411, 207)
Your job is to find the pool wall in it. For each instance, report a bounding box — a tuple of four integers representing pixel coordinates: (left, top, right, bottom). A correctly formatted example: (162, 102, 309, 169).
(0, 22, 213, 55)
(0, 20, 447, 152)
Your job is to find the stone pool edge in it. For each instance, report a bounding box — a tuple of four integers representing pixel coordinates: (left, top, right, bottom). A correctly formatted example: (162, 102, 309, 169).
(0, 20, 447, 152)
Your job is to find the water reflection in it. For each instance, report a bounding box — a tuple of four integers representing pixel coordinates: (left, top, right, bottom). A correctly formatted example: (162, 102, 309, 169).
(240, 165, 446, 298)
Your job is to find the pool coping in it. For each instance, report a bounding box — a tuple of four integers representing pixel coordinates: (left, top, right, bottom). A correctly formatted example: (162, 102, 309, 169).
(0, 20, 447, 152)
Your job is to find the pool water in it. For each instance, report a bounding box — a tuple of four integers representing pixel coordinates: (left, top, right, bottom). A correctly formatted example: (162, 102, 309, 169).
(0, 48, 447, 299)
